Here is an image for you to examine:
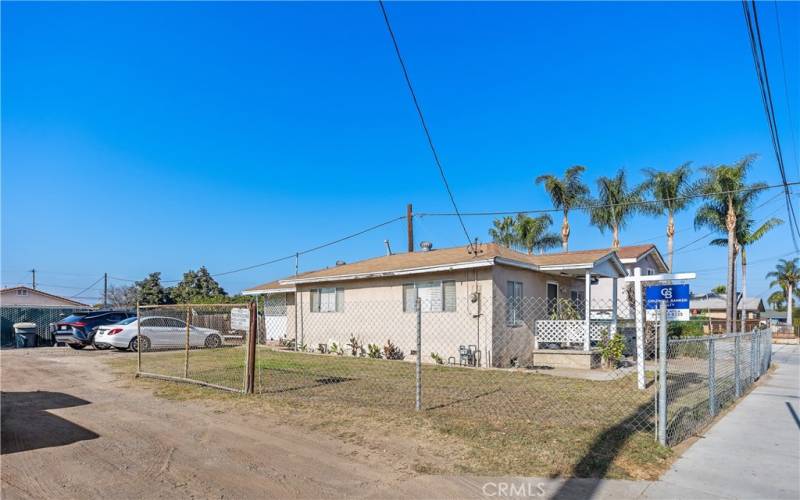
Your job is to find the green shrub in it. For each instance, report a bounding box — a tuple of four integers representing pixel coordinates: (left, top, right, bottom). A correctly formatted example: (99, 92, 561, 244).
(367, 343, 382, 359)
(346, 336, 363, 357)
(430, 352, 444, 365)
(599, 329, 625, 368)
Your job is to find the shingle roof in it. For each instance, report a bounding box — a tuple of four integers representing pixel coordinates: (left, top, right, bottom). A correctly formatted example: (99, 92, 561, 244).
(243, 243, 653, 292)
(0, 286, 90, 307)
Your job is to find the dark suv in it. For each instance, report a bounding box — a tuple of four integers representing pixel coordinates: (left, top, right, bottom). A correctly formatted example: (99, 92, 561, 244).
(54, 310, 136, 350)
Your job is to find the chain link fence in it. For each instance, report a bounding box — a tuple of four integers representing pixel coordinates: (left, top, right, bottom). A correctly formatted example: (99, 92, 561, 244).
(664, 328, 772, 445)
(0, 306, 89, 347)
(134, 295, 773, 449)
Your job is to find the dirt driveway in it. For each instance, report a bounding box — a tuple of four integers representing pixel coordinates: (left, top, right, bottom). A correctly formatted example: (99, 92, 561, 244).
(0, 348, 487, 499)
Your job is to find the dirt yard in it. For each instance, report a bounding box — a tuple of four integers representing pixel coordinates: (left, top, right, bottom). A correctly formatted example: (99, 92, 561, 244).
(1, 347, 672, 499)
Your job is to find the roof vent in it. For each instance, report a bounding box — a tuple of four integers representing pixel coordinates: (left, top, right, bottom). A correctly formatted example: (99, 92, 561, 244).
(335, 260, 346, 266)
(420, 241, 433, 252)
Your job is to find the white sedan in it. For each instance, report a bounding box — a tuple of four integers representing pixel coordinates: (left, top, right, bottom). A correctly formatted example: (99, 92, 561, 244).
(94, 316, 224, 351)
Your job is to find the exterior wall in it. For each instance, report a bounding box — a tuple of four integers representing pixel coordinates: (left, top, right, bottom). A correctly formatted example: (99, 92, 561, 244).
(591, 253, 663, 320)
(1, 289, 86, 307)
(294, 268, 494, 365)
(490, 264, 580, 367)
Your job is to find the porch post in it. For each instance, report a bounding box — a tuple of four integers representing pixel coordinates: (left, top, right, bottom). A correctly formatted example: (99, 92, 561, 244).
(584, 271, 591, 351)
(634, 267, 645, 390)
(611, 277, 618, 336)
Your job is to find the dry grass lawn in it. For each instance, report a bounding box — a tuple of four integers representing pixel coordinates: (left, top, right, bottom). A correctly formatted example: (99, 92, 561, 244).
(109, 346, 673, 479)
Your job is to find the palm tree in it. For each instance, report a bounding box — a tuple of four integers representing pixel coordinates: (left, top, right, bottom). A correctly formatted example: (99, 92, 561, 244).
(766, 258, 800, 325)
(641, 162, 695, 271)
(711, 216, 783, 331)
(489, 216, 516, 248)
(694, 155, 763, 333)
(589, 169, 645, 248)
(535, 165, 589, 252)
(767, 290, 786, 311)
(513, 213, 561, 254)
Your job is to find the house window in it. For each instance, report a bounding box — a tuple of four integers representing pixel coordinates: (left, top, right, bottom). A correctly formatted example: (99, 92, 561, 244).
(310, 287, 343, 313)
(646, 268, 655, 276)
(547, 282, 559, 316)
(16, 289, 29, 296)
(403, 281, 456, 312)
(506, 281, 523, 326)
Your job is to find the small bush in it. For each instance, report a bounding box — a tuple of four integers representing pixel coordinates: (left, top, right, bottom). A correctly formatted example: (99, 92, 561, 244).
(430, 352, 444, 365)
(329, 342, 343, 355)
(367, 343, 382, 359)
(383, 339, 405, 360)
(599, 329, 625, 368)
(346, 336, 365, 357)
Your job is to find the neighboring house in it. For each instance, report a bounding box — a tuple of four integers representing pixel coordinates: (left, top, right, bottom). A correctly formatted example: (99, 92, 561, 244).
(762, 310, 788, 326)
(590, 244, 669, 320)
(244, 243, 632, 367)
(689, 292, 765, 320)
(0, 286, 88, 307)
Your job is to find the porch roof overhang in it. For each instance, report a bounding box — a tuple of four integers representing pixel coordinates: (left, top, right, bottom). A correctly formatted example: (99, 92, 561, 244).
(242, 287, 295, 296)
(497, 251, 626, 279)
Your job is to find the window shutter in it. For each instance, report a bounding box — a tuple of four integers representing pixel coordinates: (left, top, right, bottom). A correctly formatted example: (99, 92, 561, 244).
(335, 288, 344, 312)
(403, 284, 416, 312)
(310, 289, 320, 312)
(443, 281, 456, 312)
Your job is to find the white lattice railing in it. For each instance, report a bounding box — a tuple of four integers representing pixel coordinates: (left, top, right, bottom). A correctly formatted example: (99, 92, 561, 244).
(534, 320, 614, 348)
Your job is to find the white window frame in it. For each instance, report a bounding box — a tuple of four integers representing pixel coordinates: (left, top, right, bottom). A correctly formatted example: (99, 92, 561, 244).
(402, 280, 456, 313)
(16, 289, 29, 296)
(310, 287, 343, 313)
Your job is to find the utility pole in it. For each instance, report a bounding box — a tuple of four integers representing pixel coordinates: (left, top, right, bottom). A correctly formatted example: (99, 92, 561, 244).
(30, 269, 36, 290)
(103, 273, 108, 307)
(407, 203, 414, 253)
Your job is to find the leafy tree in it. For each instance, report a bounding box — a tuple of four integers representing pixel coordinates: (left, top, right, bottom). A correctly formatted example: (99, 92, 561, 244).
(766, 258, 800, 325)
(641, 162, 695, 271)
(513, 214, 560, 254)
(135, 272, 170, 305)
(535, 165, 589, 252)
(711, 285, 727, 294)
(589, 169, 645, 248)
(695, 155, 765, 332)
(169, 266, 226, 303)
(489, 216, 516, 248)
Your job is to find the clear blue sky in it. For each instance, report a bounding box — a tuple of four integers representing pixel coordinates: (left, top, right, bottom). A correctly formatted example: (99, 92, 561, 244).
(2, 1, 798, 304)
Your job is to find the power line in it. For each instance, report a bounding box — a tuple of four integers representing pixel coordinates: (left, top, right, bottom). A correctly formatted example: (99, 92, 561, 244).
(416, 181, 800, 218)
(741, 0, 800, 248)
(70, 276, 105, 299)
(772, 0, 800, 178)
(377, 0, 474, 252)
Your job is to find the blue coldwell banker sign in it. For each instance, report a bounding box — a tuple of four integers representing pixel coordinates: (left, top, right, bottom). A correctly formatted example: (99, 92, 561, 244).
(645, 284, 690, 321)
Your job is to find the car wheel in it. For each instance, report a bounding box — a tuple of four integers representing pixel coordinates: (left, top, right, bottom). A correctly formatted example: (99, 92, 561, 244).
(204, 334, 222, 349)
(129, 336, 151, 352)
(68, 344, 86, 350)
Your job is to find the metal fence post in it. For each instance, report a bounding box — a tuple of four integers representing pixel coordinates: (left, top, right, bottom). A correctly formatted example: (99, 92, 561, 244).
(750, 330, 757, 383)
(708, 337, 717, 416)
(734, 333, 741, 398)
(245, 300, 257, 394)
(658, 300, 667, 446)
(136, 302, 141, 375)
(415, 296, 422, 412)
(184, 305, 191, 378)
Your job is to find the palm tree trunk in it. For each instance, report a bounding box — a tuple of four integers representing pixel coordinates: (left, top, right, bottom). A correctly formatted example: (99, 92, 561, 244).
(788, 284, 794, 326)
(561, 212, 570, 252)
(725, 198, 737, 334)
(740, 246, 747, 333)
(666, 212, 675, 272)
(612, 224, 620, 249)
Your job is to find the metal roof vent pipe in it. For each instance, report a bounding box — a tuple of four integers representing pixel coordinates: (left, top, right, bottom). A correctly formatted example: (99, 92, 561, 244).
(335, 260, 346, 266)
(384, 240, 393, 256)
(420, 241, 433, 252)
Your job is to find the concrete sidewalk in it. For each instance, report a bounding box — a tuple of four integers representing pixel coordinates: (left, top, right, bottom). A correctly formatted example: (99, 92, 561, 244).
(640, 343, 800, 499)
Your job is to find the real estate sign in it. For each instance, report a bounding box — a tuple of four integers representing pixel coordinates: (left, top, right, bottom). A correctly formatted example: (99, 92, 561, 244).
(645, 284, 690, 321)
(230, 307, 250, 331)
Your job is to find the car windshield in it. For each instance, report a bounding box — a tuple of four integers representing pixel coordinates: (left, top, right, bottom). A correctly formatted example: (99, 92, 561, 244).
(116, 317, 137, 325)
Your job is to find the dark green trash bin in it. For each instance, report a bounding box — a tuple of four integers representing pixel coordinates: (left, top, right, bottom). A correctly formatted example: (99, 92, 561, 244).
(13, 322, 38, 348)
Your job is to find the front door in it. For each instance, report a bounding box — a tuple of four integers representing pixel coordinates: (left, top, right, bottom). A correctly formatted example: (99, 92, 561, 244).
(264, 293, 288, 341)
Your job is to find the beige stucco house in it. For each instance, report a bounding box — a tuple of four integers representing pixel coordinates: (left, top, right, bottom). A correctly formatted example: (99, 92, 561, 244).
(0, 286, 89, 307)
(243, 243, 669, 368)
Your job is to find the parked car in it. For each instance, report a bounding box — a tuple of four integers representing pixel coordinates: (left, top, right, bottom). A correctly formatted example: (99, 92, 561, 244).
(54, 310, 136, 350)
(93, 316, 224, 351)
